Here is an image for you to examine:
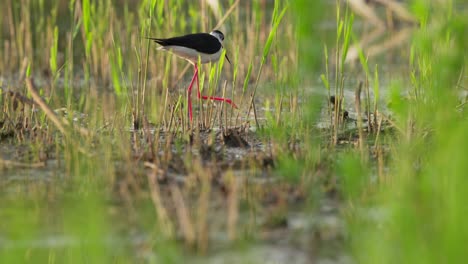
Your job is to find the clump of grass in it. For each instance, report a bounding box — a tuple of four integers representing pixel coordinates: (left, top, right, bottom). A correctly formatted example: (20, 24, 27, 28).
(336, 1, 468, 263)
(247, 0, 288, 129)
(324, 1, 355, 145)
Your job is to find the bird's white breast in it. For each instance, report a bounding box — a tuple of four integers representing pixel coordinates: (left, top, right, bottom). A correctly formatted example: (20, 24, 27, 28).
(159, 46, 222, 65)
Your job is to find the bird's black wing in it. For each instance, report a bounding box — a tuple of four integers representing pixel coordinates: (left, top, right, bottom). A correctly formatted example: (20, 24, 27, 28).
(148, 33, 222, 54)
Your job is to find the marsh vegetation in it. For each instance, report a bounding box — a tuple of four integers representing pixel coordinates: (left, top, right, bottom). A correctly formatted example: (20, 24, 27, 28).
(1, 0, 467, 263)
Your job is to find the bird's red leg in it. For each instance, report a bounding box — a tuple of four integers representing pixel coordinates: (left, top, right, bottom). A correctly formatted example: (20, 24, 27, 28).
(187, 65, 198, 122)
(196, 65, 201, 99)
(200, 95, 238, 109)
(195, 67, 237, 109)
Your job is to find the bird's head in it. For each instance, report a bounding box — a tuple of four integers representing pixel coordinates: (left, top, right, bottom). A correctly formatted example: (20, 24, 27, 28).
(210, 30, 225, 43)
(210, 30, 231, 64)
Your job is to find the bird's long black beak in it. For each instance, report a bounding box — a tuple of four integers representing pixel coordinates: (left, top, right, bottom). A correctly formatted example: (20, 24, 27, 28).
(222, 45, 231, 65)
(225, 53, 231, 65)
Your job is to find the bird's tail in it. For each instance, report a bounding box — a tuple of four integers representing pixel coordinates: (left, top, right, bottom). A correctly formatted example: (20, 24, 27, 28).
(145, 37, 166, 46)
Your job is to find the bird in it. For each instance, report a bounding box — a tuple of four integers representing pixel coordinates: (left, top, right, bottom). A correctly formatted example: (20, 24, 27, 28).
(147, 30, 237, 122)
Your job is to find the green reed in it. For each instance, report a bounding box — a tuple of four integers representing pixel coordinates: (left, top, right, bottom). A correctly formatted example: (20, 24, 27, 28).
(336, 1, 468, 263)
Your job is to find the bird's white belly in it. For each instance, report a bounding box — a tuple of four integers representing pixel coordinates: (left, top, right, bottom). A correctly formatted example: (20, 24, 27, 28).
(159, 46, 222, 64)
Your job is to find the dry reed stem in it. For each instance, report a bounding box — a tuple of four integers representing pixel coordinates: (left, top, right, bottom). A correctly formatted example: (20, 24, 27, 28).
(170, 184, 196, 246)
(364, 27, 413, 59)
(26, 78, 67, 134)
(354, 81, 364, 157)
(374, 114, 383, 148)
(147, 165, 174, 238)
(346, 24, 412, 63)
(373, 0, 417, 24)
(377, 146, 385, 184)
(2, 89, 35, 106)
(380, 112, 404, 135)
(196, 165, 212, 254)
(226, 171, 239, 241)
(347, 0, 385, 28)
(0, 159, 46, 169)
(214, 0, 241, 30)
(26, 78, 92, 137)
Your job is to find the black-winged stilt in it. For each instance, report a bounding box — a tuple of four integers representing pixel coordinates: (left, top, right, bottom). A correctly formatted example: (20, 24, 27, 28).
(147, 30, 237, 122)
